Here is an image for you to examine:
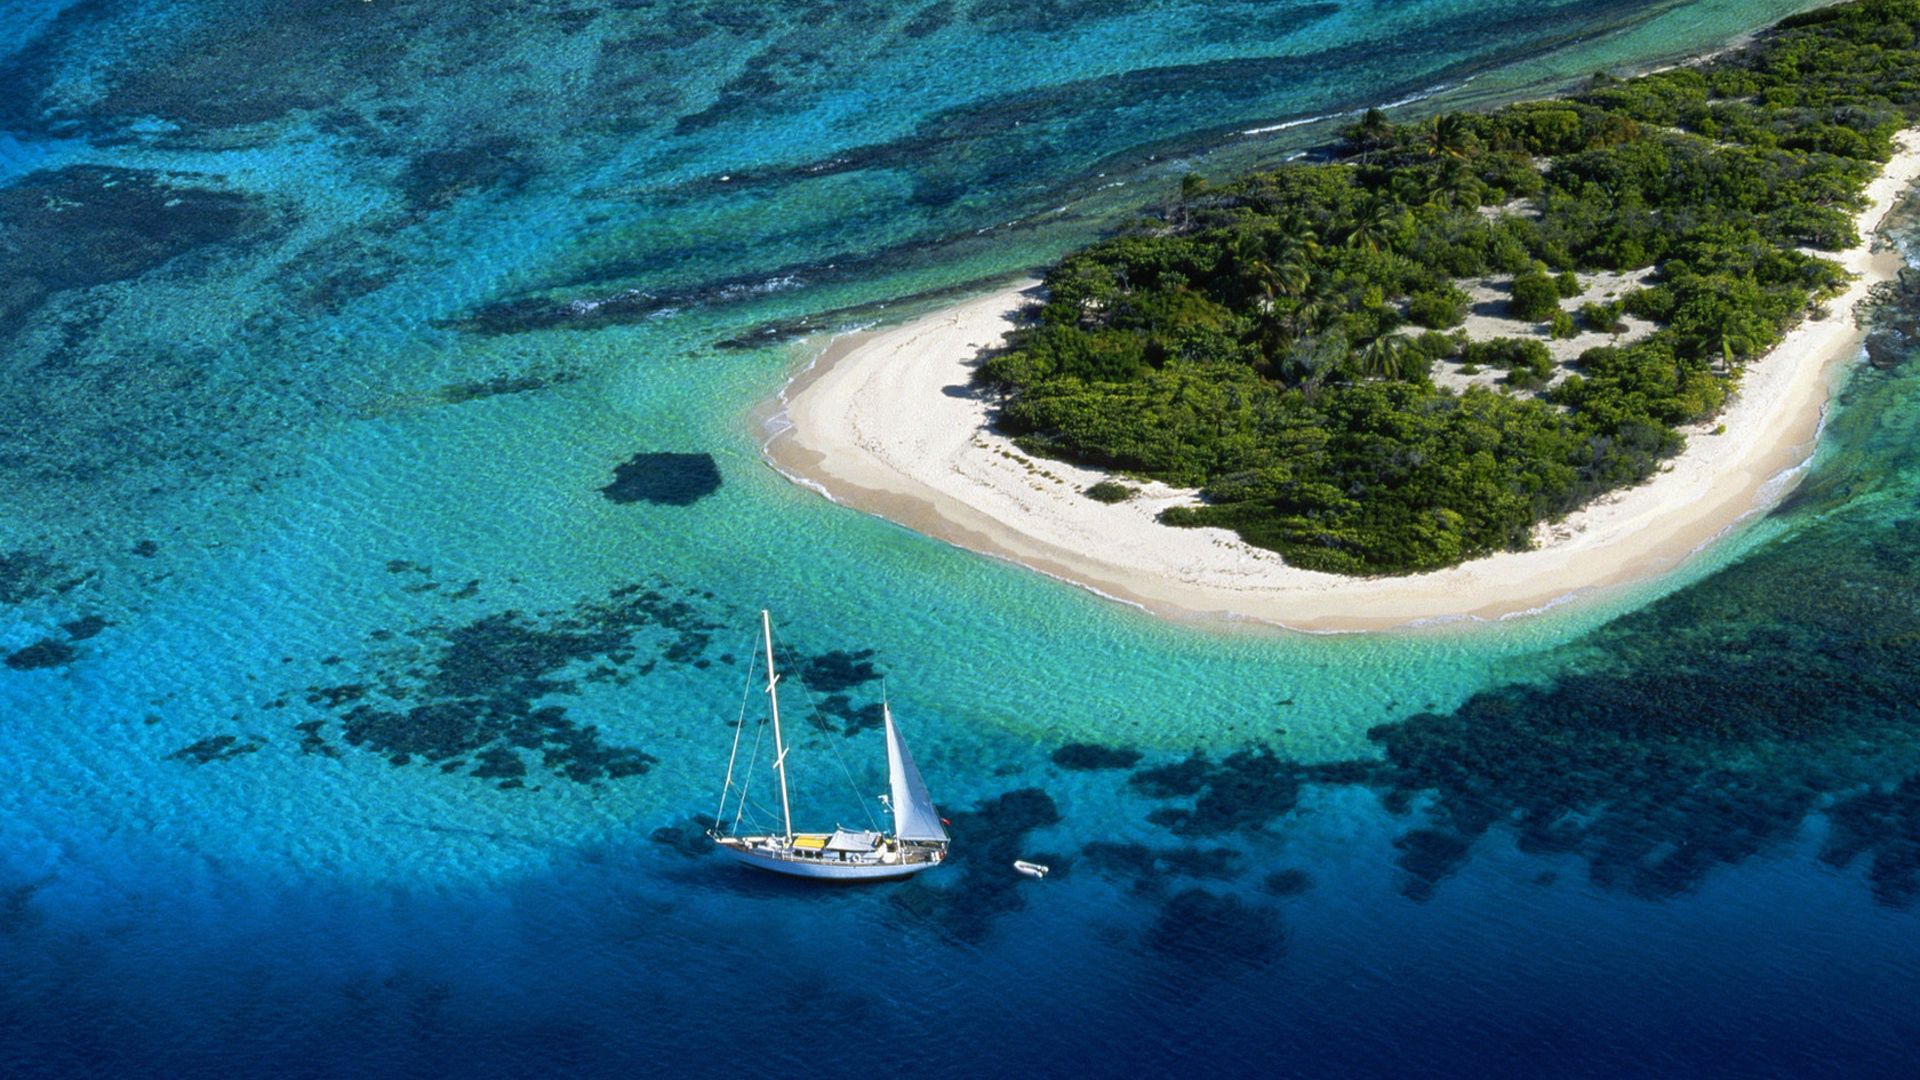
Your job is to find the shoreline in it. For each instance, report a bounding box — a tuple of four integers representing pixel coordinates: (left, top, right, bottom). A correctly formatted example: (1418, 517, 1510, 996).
(763, 133, 1920, 633)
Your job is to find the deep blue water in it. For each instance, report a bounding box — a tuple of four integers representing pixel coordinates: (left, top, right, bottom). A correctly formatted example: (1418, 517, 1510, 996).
(5, 1, 1920, 1076)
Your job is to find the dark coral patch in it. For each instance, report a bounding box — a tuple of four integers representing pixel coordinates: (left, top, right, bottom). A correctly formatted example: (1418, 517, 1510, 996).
(0, 166, 268, 338)
(168, 734, 264, 765)
(1051, 742, 1142, 770)
(1129, 754, 1211, 797)
(5, 639, 75, 671)
(61, 616, 110, 641)
(0, 550, 85, 605)
(396, 138, 533, 211)
(746, 647, 889, 736)
(901, 1, 954, 37)
(0, 877, 49, 934)
(305, 683, 367, 708)
(293, 720, 337, 758)
(809, 695, 886, 737)
(66, 0, 426, 134)
(1144, 888, 1285, 969)
(471, 745, 528, 781)
(891, 788, 1061, 944)
(790, 648, 881, 693)
(1327, 471, 1920, 904)
(1393, 828, 1474, 902)
(1080, 841, 1156, 881)
(436, 370, 579, 406)
(1081, 841, 1241, 893)
(1130, 747, 1302, 836)
(1261, 868, 1314, 897)
(303, 582, 718, 786)
(1821, 775, 1920, 908)
(600, 453, 723, 506)
(650, 816, 718, 859)
(965, 0, 1156, 33)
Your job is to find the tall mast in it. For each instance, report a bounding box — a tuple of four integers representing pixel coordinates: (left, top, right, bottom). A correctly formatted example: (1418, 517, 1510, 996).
(762, 609, 794, 844)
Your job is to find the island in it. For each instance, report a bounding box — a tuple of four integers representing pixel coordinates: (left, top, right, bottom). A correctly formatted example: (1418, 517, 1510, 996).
(767, 0, 1920, 630)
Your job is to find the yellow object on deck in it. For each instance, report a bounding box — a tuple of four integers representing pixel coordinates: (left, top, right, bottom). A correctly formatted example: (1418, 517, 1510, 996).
(791, 834, 830, 851)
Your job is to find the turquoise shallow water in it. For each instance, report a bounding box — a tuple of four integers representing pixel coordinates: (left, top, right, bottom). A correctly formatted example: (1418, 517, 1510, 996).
(6, 1, 1920, 1076)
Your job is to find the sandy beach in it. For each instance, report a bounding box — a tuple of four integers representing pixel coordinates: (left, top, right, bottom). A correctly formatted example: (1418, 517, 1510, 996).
(764, 133, 1920, 632)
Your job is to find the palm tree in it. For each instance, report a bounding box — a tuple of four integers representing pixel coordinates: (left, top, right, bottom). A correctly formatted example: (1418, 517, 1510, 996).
(1270, 226, 1321, 273)
(1390, 171, 1437, 212)
(1273, 259, 1311, 299)
(1429, 159, 1481, 210)
(1287, 295, 1334, 339)
(1232, 226, 1314, 314)
(1227, 230, 1278, 310)
(1356, 335, 1410, 380)
(1275, 217, 1321, 251)
(1346, 107, 1394, 165)
(1345, 196, 1401, 253)
(1425, 113, 1473, 160)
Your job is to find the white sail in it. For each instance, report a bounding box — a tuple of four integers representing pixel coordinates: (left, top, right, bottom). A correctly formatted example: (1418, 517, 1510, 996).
(884, 704, 948, 842)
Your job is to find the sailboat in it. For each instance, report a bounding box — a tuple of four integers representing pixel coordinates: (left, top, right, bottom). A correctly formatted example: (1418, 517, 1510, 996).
(708, 610, 951, 881)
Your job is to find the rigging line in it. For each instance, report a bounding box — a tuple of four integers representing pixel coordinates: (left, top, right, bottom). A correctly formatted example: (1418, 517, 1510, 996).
(771, 626, 882, 833)
(714, 637, 760, 830)
(734, 792, 779, 834)
(731, 699, 771, 832)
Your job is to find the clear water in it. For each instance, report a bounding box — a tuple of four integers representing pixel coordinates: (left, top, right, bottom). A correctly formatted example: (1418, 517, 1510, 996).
(5, 1, 1919, 1076)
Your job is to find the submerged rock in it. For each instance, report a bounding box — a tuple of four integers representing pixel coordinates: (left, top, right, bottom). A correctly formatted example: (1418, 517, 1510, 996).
(4, 639, 75, 671)
(61, 615, 109, 641)
(600, 452, 723, 506)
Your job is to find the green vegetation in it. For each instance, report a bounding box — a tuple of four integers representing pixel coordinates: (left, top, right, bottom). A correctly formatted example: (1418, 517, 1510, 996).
(1085, 480, 1139, 503)
(1462, 337, 1554, 379)
(978, 0, 1915, 574)
(1579, 300, 1628, 334)
(1510, 265, 1565, 321)
(1407, 285, 1470, 328)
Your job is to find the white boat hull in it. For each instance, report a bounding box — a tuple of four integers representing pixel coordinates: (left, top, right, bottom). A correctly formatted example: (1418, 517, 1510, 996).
(716, 838, 946, 881)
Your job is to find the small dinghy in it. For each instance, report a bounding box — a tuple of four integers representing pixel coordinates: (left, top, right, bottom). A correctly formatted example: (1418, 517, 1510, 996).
(1013, 860, 1050, 879)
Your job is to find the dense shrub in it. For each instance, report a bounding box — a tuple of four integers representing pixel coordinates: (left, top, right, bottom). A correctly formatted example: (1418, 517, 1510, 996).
(1407, 285, 1471, 329)
(1410, 330, 1466, 360)
(1461, 337, 1553, 377)
(1510, 267, 1564, 321)
(1579, 300, 1628, 334)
